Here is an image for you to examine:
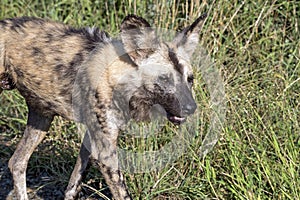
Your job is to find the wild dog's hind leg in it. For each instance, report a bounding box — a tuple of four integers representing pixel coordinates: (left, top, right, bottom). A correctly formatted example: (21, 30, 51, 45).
(8, 107, 53, 200)
(65, 132, 91, 200)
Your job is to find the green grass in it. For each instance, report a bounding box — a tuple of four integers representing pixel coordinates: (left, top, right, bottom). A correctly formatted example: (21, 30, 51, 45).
(0, 0, 299, 199)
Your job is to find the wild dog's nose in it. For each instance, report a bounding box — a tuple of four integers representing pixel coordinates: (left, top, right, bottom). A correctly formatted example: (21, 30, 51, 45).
(183, 102, 197, 115)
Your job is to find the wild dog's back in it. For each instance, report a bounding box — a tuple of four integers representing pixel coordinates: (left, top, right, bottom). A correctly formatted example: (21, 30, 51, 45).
(0, 17, 110, 119)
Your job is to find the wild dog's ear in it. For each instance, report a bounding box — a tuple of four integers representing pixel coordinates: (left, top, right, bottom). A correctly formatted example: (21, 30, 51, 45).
(120, 14, 158, 65)
(173, 13, 207, 59)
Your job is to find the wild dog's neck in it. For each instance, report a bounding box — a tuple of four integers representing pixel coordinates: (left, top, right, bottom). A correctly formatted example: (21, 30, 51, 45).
(84, 40, 141, 124)
(87, 41, 137, 87)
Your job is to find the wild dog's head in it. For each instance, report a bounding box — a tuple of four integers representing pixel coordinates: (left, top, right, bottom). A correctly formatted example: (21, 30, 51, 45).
(116, 14, 206, 125)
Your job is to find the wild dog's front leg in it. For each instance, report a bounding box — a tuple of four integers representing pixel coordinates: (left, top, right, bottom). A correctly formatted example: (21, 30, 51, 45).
(97, 161, 131, 200)
(65, 128, 131, 200)
(8, 108, 53, 200)
(88, 116, 132, 200)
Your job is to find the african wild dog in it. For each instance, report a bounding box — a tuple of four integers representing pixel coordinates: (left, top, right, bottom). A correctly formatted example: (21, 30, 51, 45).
(0, 14, 206, 200)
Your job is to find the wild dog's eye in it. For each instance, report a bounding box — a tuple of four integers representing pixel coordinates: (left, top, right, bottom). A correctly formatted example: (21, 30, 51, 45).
(187, 75, 194, 85)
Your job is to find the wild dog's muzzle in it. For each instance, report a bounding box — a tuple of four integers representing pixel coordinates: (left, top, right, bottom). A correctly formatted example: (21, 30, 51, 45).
(127, 79, 196, 125)
(157, 83, 197, 125)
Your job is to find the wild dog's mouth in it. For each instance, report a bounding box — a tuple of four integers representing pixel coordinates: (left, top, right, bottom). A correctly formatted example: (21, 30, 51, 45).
(166, 112, 186, 125)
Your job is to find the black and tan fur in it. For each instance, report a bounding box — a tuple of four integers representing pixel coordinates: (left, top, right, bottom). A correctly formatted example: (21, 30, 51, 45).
(0, 14, 206, 200)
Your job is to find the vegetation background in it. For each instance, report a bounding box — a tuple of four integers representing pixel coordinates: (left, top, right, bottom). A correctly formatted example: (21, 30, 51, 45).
(0, 0, 299, 199)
